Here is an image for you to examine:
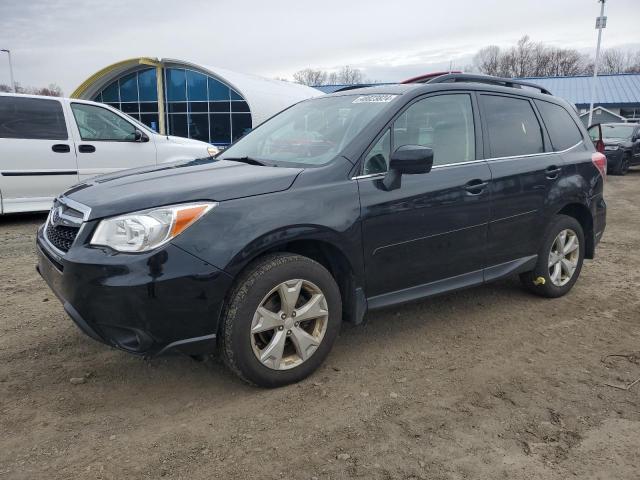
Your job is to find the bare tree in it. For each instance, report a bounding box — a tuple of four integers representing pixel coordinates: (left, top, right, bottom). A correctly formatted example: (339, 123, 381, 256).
(292, 65, 366, 86)
(336, 65, 364, 84)
(600, 48, 635, 74)
(293, 68, 327, 86)
(626, 51, 640, 73)
(0, 82, 63, 96)
(473, 45, 501, 76)
(473, 35, 595, 78)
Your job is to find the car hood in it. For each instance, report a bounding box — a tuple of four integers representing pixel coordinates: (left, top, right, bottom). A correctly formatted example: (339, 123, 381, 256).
(63, 158, 303, 220)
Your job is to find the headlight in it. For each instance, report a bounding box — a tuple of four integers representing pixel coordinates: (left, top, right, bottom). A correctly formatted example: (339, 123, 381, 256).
(207, 146, 219, 157)
(604, 145, 619, 151)
(90, 202, 216, 253)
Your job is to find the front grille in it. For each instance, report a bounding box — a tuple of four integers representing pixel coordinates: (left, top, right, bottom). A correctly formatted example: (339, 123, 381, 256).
(45, 199, 85, 253)
(46, 223, 79, 253)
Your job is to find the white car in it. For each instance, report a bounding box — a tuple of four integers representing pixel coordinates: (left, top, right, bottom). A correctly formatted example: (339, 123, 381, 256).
(0, 93, 218, 214)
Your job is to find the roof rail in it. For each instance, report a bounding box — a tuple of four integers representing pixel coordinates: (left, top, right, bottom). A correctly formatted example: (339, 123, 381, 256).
(421, 73, 552, 95)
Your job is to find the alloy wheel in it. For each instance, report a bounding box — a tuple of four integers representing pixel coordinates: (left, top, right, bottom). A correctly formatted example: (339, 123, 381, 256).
(548, 229, 580, 287)
(250, 279, 329, 370)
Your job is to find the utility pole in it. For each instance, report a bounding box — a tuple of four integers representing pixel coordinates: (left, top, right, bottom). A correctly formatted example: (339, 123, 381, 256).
(587, 0, 606, 127)
(0, 49, 16, 93)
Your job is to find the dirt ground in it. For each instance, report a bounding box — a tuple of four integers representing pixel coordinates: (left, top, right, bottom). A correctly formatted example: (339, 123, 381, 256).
(1, 172, 639, 480)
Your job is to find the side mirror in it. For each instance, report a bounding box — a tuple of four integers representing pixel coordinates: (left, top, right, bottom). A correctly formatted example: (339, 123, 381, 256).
(382, 145, 433, 191)
(134, 129, 149, 143)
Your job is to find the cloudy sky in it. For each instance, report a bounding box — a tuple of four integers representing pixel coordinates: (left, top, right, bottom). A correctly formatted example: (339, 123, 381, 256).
(1, 0, 639, 94)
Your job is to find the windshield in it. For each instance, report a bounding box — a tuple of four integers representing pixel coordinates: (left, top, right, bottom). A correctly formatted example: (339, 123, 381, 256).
(219, 94, 398, 166)
(602, 124, 634, 139)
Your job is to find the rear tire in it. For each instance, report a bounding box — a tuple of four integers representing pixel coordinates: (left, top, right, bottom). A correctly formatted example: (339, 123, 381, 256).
(520, 215, 585, 298)
(219, 253, 342, 388)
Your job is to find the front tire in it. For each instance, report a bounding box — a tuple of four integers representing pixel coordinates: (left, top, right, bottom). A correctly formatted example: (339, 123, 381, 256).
(614, 154, 631, 176)
(520, 215, 585, 298)
(219, 253, 342, 387)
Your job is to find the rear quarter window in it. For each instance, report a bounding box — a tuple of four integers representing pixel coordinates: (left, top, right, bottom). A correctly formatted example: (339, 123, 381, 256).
(534, 100, 583, 151)
(0, 96, 68, 140)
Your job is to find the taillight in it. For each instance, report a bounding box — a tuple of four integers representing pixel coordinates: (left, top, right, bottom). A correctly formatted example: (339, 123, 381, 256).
(592, 152, 607, 181)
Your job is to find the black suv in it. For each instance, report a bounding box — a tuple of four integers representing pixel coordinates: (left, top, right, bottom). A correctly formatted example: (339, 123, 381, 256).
(37, 74, 607, 387)
(600, 122, 640, 175)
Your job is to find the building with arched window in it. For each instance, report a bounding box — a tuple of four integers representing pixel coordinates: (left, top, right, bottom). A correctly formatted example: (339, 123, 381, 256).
(71, 58, 320, 147)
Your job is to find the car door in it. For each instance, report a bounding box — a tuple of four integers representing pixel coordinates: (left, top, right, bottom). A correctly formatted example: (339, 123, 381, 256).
(632, 126, 640, 164)
(0, 95, 78, 213)
(358, 92, 491, 306)
(69, 102, 157, 181)
(480, 93, 566, 272)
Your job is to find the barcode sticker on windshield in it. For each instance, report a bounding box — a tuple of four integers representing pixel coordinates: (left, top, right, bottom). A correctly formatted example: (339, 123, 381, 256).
(352, 94, 397, 103)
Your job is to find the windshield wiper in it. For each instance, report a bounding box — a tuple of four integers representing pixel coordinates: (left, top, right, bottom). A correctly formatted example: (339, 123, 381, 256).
(222, 156, 266, 166)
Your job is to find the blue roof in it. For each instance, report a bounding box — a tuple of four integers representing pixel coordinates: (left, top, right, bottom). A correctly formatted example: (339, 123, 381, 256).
(520, 73, 640, 107)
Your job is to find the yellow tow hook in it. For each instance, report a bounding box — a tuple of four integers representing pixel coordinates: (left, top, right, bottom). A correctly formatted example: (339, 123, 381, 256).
(533, 276, 546, 286)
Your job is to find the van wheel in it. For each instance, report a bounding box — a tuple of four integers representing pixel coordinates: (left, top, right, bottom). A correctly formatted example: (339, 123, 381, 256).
(520, 215, 585, 298)
(219, 253, 342, 387)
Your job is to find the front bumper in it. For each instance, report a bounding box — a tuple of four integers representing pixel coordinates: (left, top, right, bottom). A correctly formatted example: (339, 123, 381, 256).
(604, 149, 623, 169)
(36, 225, 233, 357)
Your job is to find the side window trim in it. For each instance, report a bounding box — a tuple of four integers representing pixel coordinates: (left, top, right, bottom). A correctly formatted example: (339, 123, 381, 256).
(528, 98, 552, 153)
(356, 91, 479, 177)
(70, 102, 138, 142)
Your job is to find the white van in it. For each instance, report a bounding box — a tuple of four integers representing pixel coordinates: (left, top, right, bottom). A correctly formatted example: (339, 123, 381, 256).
(0, 93, 219, 214)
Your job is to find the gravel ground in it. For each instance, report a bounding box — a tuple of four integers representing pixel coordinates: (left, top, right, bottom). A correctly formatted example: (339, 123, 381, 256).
(1, 171, 639, 480)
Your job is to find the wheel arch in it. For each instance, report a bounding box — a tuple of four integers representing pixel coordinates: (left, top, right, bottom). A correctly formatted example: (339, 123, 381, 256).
(556, 203, 595, 259)
(225, 230, 366, 326)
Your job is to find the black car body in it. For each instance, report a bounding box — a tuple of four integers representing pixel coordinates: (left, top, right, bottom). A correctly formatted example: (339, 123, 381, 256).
(601, 122, 640, 175)
(37, 75, 607, 387)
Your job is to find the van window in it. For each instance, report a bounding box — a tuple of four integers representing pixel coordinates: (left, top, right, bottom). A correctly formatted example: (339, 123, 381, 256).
(393, 94, 475, 166)
(71, 103, 136, 141)
(481, 95, 544, 158)
(535, 100, 583, 151)
(0, 96, 68, 140)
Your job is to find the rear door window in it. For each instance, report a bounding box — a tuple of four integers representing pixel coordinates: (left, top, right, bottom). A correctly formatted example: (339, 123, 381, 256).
(534, 100, 583, 151)
(481, 95, 544, 158)
(0, 96, 68, 140)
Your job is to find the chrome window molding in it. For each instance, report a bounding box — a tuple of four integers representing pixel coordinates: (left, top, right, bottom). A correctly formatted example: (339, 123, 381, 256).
(484, 140, 583, 162)
(352, 140, 584, 180)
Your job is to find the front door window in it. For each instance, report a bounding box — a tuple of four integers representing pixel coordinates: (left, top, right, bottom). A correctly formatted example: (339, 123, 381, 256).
(71, 103, 137, 141)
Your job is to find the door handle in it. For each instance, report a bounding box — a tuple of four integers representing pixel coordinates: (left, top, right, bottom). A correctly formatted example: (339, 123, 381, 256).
(464, 179, 489, 195)
(78, 144, 96, 153)
(51, 144, 70, 153)
(545, 165, 561, 179)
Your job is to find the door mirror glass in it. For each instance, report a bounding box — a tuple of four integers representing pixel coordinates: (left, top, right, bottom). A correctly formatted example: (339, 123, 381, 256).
(134, 129, 149, 142)
(390, 145, 434, 174)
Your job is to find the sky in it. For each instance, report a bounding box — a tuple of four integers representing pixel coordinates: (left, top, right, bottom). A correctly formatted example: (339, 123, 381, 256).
(1, 0, 639, 95)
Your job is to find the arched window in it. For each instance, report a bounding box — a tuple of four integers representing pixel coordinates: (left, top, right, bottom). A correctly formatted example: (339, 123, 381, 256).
(93, 67, 252, 145)
(93, 68, 159, 133)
